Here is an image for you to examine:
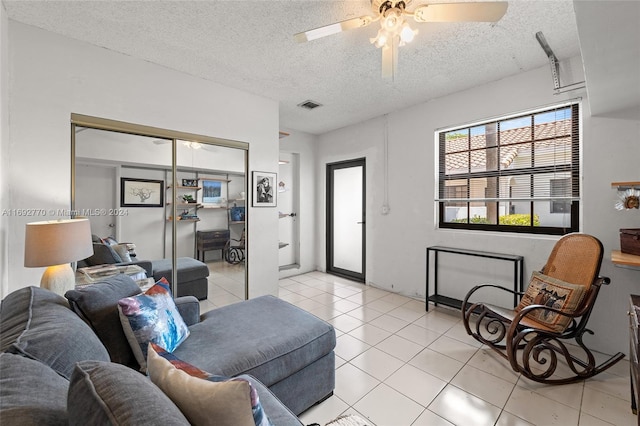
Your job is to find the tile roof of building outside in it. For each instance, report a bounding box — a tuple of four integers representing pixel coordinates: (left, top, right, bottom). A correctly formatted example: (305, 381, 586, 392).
(445, 119, 572, 172)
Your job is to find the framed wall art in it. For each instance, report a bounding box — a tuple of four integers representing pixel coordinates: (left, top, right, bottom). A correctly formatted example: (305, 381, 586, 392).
(252, 171, 277, 207)
(200, 179, 226, 207)
(181, 178, 199, 188)
(121, 178, 164, 207)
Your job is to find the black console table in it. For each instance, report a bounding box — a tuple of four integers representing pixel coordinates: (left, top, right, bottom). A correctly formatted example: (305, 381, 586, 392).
(425, 246, 524, 311)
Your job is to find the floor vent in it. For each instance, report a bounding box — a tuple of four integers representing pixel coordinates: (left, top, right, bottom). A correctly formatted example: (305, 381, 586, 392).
(297, 100, 323, 110)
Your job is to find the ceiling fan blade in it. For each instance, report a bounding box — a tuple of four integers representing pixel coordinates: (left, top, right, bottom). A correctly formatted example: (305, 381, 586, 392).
(412, 2, 508, 23)
(294, 16, 374, 43)
(381, 38, 399, 80)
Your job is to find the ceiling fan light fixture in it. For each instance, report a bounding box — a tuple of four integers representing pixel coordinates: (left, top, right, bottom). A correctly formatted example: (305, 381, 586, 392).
(400, 22, 417, 44)
(183, 141, 202, 149)
(371, 9, 414, 49)
(371, 28, 388, 48)
(384, 9, 401, 29)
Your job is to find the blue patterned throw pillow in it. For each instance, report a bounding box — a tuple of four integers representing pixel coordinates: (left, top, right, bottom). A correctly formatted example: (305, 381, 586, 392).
(148, 343, 273, 426)
(118, 278, 190, 371)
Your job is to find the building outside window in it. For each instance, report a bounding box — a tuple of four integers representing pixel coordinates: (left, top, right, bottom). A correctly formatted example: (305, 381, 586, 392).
(436, 103, 580, 235)
(550, 178, 571, 213)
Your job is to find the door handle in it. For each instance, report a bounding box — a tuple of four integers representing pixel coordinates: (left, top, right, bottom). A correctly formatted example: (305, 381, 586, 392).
(279, 212, 296, 219)
(357, 221, 365, 224)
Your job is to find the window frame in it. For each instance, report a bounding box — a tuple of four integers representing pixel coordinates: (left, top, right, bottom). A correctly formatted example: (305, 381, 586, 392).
(436, 103, 580, 235)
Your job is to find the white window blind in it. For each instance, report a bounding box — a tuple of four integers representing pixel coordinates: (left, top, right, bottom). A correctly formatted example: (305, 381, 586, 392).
(437, 103, 580, 234)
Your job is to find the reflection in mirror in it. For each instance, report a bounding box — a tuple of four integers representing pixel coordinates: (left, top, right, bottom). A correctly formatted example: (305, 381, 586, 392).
(174, 140, 247, 303)
(73, 125, 247, 306)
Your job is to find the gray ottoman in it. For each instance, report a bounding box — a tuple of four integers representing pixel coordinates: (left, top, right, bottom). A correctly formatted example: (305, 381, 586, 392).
(174, 295, 336, 415)
(151, 257, 209, 300)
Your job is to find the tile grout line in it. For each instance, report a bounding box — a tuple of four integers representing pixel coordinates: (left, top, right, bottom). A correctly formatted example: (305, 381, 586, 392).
(276, 273, 633, 426)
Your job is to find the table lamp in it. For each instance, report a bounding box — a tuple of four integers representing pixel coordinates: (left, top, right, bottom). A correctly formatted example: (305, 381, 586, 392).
(24, 218, 93, 295)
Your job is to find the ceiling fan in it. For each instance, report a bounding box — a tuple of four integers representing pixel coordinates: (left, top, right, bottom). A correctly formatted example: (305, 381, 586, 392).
(294, 1, 508, 79)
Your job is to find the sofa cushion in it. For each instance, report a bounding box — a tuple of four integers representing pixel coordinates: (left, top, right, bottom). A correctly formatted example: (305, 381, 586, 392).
(101, 236, 118, 246)
(0, 352, 69, 425)
(0, 286, 110, 379)
(85, 242, 123, 265)
(67, 360, 189, 426)
(147, 343, 258, 426)
(236, 374, 303, 426)
(174, 295, 201, 326)
(65, 274, 142, 368)
(113, 243, 132, 262)
(173, 295, 336, 387)
(151, 257, 210, 283)
(118, 278, 190, 371)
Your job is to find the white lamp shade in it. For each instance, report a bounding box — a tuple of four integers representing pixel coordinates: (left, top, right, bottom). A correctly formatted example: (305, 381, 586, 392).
(24, 219, 94, 267)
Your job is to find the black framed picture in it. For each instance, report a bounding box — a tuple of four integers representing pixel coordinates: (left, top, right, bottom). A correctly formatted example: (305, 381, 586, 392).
(182, 178, 199, 187)
(121, 178, 164, 207)
(252, 171, 276, 207)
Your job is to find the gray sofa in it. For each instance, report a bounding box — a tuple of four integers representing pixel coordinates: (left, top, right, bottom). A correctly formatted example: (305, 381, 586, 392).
(79, 237, 210, 300)
(0, 275, 336, 424)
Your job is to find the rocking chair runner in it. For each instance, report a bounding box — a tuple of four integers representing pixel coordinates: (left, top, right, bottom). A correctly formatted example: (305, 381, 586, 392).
(224, 229, 245, 264)
(462, 233, 625, 384)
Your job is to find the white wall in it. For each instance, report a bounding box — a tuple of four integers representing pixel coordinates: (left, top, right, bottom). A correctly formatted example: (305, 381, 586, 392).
(1, 21, 280, 299)
(581, 112, 640, 354)
(279, 129, 319, 278)
(0, 4, 8, 297)
(316, 59, 640, 355)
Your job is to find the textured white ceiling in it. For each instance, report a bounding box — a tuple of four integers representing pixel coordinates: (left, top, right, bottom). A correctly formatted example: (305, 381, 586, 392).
(3, 0, 583, 134)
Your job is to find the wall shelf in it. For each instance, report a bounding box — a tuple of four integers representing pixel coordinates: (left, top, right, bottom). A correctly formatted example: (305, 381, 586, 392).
(167, 185, 202, 221)
(612, 181, 640, 190)
(611, 181, 639, 268)
(198, 177, 230, 183)
(612, 250, 640, 268)
(168, 202, 202, 208)
(168, 185, 202, 191)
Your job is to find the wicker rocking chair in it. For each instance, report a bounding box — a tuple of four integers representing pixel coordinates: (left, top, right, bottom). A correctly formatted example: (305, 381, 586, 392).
(462, 233, 624, 384)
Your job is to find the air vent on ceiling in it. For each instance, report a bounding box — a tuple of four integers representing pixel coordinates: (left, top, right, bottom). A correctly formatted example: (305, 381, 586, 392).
(297, 100, 323, 110)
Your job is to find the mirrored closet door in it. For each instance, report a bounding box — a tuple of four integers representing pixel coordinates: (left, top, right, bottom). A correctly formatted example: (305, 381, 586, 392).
(71, 114, 248, 300)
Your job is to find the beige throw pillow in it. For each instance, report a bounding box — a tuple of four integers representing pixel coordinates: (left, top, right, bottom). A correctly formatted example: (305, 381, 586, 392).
(516, 271, 587, 332)
(146, 344, 254, 426)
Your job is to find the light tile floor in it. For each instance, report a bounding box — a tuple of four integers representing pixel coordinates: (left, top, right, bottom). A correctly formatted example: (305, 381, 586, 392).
(200, 259, 246, 312)
(204, 267, 636, 426)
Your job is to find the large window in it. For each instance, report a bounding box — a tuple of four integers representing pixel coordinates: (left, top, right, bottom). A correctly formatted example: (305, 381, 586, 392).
(437, 103, 579, 235)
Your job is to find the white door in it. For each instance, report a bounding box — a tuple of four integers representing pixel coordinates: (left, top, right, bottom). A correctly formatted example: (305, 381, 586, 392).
(327, 158, 365, 281)
(75, 163, 117, 238)
(278, 152, 299, 268)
